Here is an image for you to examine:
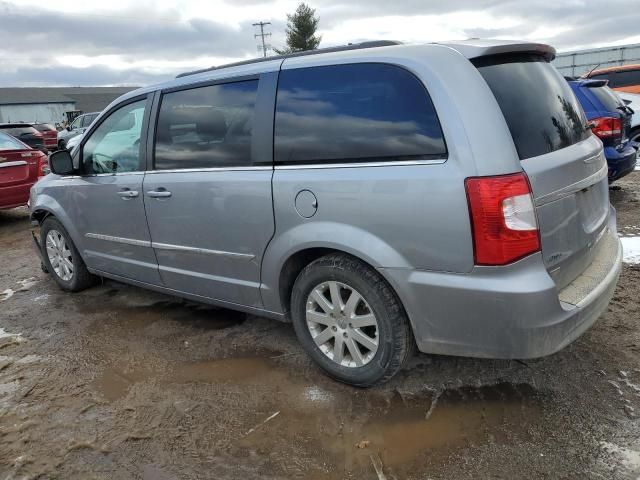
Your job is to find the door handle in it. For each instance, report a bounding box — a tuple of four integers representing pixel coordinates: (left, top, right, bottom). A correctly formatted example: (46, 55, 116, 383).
(117, 189, 139, 199)
(147, 189, 172, 198)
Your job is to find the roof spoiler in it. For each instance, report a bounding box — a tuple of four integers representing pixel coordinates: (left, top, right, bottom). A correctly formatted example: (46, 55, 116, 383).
(564, 76, 609, 88)
(440, 40, 556, 62)
(583, 79, 609, 88)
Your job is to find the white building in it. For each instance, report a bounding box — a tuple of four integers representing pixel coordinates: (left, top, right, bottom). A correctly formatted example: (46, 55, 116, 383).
(553, 43, 640, 77)
(0, 87, 137, 124)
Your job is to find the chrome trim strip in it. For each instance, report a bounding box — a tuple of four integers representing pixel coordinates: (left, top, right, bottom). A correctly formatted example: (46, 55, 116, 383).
(83, 171, 146, 177)
(274, 158, 447, 170)
(145, 166, 272, 174)
(85, 233, 151, 247)
(0, 160, 28, 168)
(534, 162, 608, 207)
(151, 242, 255, 260)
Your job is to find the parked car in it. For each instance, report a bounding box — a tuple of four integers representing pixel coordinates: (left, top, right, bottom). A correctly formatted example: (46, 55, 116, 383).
(32, 123, 58, 151)
(32, 40, 622, 386)
(617, 91, 640, 148)
(64, 133, 83, 152)
(0, 132, 48, 209)
(584, 64, 640, 94)
(0, 124, 46, 153)
(57, 111, 100, 150)
(566, 77, 637, 181)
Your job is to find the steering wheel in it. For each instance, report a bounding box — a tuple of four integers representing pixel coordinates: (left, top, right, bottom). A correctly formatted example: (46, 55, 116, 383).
(93, 153, 117, 173)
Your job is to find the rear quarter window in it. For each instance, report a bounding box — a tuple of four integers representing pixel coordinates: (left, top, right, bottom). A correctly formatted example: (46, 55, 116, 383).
(274, 63, 447, 165)
(475, 54, 589, 160)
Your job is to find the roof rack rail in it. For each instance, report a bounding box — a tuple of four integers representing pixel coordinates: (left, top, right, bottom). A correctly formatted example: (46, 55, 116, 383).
(176, 40, 403, 78)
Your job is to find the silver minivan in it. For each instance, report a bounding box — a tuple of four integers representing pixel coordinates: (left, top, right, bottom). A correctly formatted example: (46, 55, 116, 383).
(31, 40, 622, 386)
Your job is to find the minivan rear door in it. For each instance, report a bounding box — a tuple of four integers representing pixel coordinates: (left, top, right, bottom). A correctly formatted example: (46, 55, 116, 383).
(476, 55, 612, 290)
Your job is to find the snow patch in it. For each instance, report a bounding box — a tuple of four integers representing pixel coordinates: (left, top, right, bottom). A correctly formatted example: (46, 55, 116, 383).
(620, 236, 640, 264)
(601, 442, 640, 473)
(0, 289, 14, 302)
(0, 328, 24, 343)
(16, 278, 37, 292)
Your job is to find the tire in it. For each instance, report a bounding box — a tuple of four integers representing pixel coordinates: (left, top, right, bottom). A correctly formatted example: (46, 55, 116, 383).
(40, 217, 95, 292)
(290, 253, 414, 387)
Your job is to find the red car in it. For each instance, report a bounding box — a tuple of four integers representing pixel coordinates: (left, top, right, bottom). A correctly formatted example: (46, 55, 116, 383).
(0, 132, 49, 209)
(32, 123, 58, 151)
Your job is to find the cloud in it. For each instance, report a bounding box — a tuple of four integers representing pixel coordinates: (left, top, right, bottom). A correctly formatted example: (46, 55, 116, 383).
(0, 0, 639, 86)
(0, 2, 259, 61)
(0, 65, 169, 87)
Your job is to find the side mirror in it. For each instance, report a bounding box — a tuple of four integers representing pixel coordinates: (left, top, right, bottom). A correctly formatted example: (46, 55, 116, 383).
(49, 150, 75, 175)
(66, 126, 72, 131)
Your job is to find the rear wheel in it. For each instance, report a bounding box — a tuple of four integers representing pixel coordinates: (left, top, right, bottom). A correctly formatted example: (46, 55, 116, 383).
(41, 217, 95, 292)
(291, 253, 414, 387)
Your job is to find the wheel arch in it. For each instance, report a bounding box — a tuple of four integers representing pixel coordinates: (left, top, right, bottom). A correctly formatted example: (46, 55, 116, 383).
(30, 196, 84, 257)
(261, 223, 413, 319)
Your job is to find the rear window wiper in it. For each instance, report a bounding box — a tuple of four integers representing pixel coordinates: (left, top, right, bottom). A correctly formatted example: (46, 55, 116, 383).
(617, 105, 635, 115)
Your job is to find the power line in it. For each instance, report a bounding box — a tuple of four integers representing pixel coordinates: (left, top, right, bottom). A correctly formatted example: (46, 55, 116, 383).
(253, 21, 272, 58)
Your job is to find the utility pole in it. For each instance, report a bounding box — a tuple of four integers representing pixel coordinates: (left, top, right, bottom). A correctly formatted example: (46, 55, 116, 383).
(253, 21, 272, 58)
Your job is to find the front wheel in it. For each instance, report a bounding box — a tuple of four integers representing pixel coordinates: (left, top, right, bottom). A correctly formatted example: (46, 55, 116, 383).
(41, 217, 95, 292)
(291, 253, 414, 387)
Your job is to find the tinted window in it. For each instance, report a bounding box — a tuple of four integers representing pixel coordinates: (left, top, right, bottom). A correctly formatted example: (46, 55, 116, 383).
(0, 132, 27, 150)
(0, 126, 38, 137)
(476, 55, 589, 160)
(82, 100, 146, 174)
(613, 69, 640, 87)
(588, 85, 624, 112)
(274, 63, 446, 165)
(33, 123, 55, 132)
(154, 80, 258, 170)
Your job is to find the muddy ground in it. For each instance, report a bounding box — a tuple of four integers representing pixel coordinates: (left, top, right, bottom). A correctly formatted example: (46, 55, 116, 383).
(1, 173, 640, 480)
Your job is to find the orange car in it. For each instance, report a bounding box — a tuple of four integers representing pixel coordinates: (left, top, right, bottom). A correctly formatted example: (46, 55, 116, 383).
(585, 64, 640, 94)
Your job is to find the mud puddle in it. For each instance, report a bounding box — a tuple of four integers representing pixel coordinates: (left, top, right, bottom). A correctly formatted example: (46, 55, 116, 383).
(92, 354, 281, 402)
(90, 348, 545, 476)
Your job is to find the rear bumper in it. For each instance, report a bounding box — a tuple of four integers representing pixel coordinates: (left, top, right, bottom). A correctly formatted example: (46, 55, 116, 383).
(606, 145, 637, 181)
(0, 183, 32, 209)
(382, 209, 622, 359)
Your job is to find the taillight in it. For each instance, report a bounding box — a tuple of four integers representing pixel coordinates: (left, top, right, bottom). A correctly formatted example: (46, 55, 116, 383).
(465, 173, 540, 266)
(590, 116, 622, 139)
(37, 153, 50, 176)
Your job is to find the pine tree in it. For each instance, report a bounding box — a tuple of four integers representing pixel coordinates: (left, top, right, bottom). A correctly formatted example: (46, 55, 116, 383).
(275, 3, 321, 54)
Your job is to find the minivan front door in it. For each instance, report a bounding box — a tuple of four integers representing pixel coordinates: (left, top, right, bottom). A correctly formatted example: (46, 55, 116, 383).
(65, 97, 162, 285)
(143, 77, 275, 308)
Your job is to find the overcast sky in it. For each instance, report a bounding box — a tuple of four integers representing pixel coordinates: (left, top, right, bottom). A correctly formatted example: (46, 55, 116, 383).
(2, 0, 639, 87)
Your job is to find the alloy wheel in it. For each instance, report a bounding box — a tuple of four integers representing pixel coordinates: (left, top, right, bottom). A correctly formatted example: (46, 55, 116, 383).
(45, 229, 74, 281)
(305, 281, 379, 367)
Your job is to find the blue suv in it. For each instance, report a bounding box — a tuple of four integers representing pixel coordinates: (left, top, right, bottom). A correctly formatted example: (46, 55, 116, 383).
(567, 77, 637, 182)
